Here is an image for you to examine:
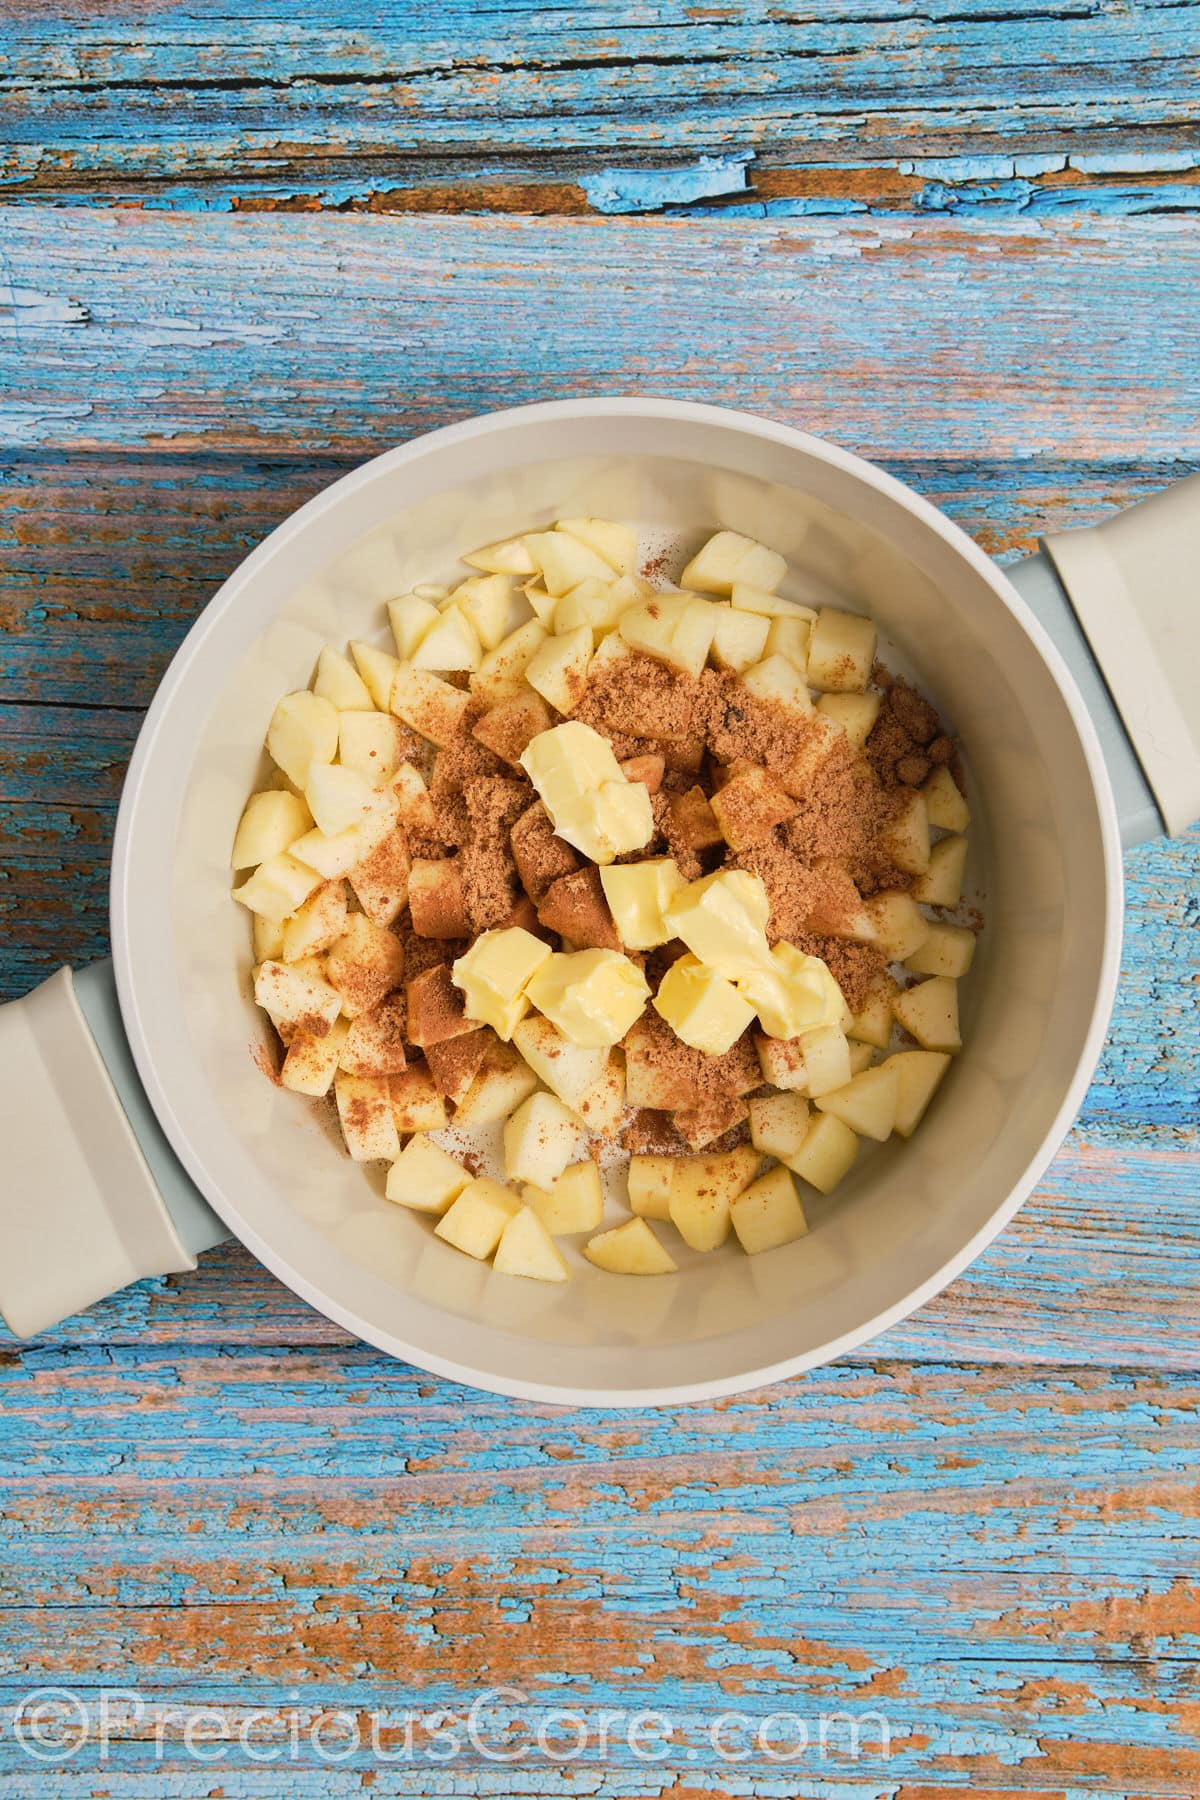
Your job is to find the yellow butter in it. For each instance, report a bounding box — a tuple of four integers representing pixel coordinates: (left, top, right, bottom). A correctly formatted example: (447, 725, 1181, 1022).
(663, 869, 773, 978)
(451, 926, 553, 1040)
(520, 722, 654, 863)
(737, 941, 843, 1041)
(526, 948, 650, 1047)
(653, 953, 757, 1056)
(599, 857, 685, 950)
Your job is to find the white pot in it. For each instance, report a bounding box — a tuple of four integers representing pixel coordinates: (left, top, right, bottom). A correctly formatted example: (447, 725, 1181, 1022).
(3, 400, 1197, 1404)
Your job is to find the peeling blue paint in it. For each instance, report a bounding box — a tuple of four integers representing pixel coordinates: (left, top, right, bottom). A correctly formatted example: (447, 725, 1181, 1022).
(582, 154, 755, 216)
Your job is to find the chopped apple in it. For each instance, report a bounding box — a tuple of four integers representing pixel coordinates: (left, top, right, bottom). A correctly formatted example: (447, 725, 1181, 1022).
(234, 852, 321, 921)
(524, 624, 593, 714)
(348, 826, 411, 928)
(411, 603, 482, 673)
(314, 645, 373, 711)
(778, 714, 843, 796)
(817, 690, 881, 751)
(905, 922, 976, 979)
(289, 789, 400, 880)
(305, 762, 388, 837)
(674, 1095, 750, 1152)
(864, 890, 930, 962)
(710, 765, 798, 850)
(266, 690, 339, 788)
(619, 595, 717, 679)
(463, 535, 537, 577)
(741, 653, 813, 718)
(281, 879, 348, 961)
(796, 1024, 852, 1098)
(409, 858, 471, 939)
(454, 573, 516, 650)
(335, 1071, 400, 1162)
(667, 1145, 761, 1251)
(710, 606, 771, 673)
(232, 790, 313, 870)
(807, 607, 877, 693)
(584, 1217, 678, 1276)
(627, 1154, 676, 1221)
(882, 790, 930, 875)
(552, 578, 625, 639)
(453, 1052, 540, 1128)
(587, 628, 632, 674)
(681, 530, 786, 596)
(892, 976, 961, 1051)
(914, 833, 968, 907)
(787, 1110, 858, 1194)
(557, 516, 637, 574)
(423, 1028, 489, 1103)
(472, 691, 555, 768)
(338, 711, 409, 786)
(523, 1159, 603, 1235)
(764, 614, 811, 673)
(730, 581, 812, 619)
(254, 958, 342, 1039)
(748, 1090, 811, 1161)
(252, 914, 285, 962)
(339, 993, 410, 1077)
(730, 1164, 809, 1255)
(503, 1090, 583, 1188)
(390, 665, 472, 746)
(848, 1040, 875, 1075)
(667, 784, 724, 852)
(814, 1062, 899, 1140)
(350, 640, 401, 711)
(389, 1064, 449, 1132)
(523, 580, 559, 626)
(755, 1032, 808, 1092)
(473, 619, 548, 701)
(848, 977, 898, 1049)
(923, 765, 970, 833)
(511, 1013, 612, 1119)
(494, 1207, 572, 1282)
(324, 913, 405, 1018)
(281, 1018, 349, 1096)
(435, 1178, 521, 1259)
(392, 763, 438, 836)
(619, 753, 665, 792)
(522, 530, 615, 596)
(387, 594, 439, 660)
(883, 1049, 952, 1137)
(385, 1133, 472, 1214)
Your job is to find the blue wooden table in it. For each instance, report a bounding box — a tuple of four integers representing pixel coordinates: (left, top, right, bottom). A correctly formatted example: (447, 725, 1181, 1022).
(2, 5, 1198, 1793)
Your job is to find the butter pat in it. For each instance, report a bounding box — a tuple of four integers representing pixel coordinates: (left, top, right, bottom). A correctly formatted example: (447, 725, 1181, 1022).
(526, 948, 650, 1047)
(663, 869, 773, 979)
(520, 721, 655, 864)
(653, 953, 757, 1056)
(580, 781, 656, 862)
(737, 942, 840, 1040)
(599, 857, 686, 950)
(451, 926, 553, 1040)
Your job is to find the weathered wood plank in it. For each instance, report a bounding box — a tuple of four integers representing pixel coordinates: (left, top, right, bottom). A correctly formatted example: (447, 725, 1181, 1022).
(3, 0, 1199, 216)
(0, 1356, 1196, 1789)
(4, 212, 1199, 461)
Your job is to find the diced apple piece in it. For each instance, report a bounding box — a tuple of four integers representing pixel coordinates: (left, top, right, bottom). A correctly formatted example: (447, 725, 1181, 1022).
(710, 606, 771, 673)
(232, 790, 313, 869)
(523, 580, 559, 626)
(674, 1095, 750, 1152)
(305, 763, 387, 837)
(627, 1154, 676, 1221)
(494, 1207, 572, 1283)
(511, 1014, 610, 1118)
(814, 1062, 899, 1141)
(523, 530, 615, 596)
(454, 573, 516, 650)
(883, 1049, 952, 1137)
(266, 691, 339, 788)
(385, 1134, 472, 1215)
(741, 653, 813, 718)
(864, 890, 930, 962)
(913, 833, 968, 907)
(392, 763, 438, 836)
(234, 852, 321, 921)
(503, 1090, 583, 1188)
(324, 913, 405, 1018)
(390, 665, 472, 746)
(289, 789, 400, 880)
(350, 640, 401, 711)
(681, 531, 786, 596)
(807, 607, 877, 693)
(619, 753, 665, 793)
(386, 594, 439, 660)
(710, 765, 798, 850)
(409, 858, 471, 938)
(339, 711, 410, 786)
(453, 1052, 540, 1128)
(410, 603, 482, 673)
(755, 1033, 808, 1092)
(584, 1217, 678, 1276)
(731, 1164, 809, 1255)
(587, 628, 632, 674)
(389, 1064, 449, 1132)
(777, 714, 843, 796)
(882, 790, 930, 875)
(435, 1178, 521, 1260)
(463, 535, 537, 576)
(557, 516, 637, 575)
(849, 977, 898, 1049)
(525, 624, 593, 714)
(348, 827, 411, 928)
(553, 579, 626, 639)
(619, 596, 717, 679)
(848, 1040, 875, 1075)
(335, 1071, 400, 1163)
(748, 1091, 811, 1161)
(523, 1159, 603, 1235)
(314, 645, 373, 711)
(254, 959, 342, 1042)
(667, 1145, 761, 1251)
(892, 976, 961, 1051)
(281, 879, 348, 961)
(764, 614, 811, 673)
(730, 581, 813, 620)
(472, 691, 555, 768)
(281, 1018, 349, 1097)
(424, 1028, 489, 1103)
(817, 690, 881, 751)
(668, 784, 725, 852)
(787, 1110, 859, 1194)
(253, 915, 285, 962)
(797, 1024, 852, 1098)
(905, 922, 976, 979)
(339, 993, 410, 1077)
(473, 619, 548, 701)
(923, 765, 970, 833)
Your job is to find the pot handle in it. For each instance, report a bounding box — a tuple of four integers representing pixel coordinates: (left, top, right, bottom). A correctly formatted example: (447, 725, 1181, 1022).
(1007, 474, 1200, 847)
(0, 960, 228, 1339)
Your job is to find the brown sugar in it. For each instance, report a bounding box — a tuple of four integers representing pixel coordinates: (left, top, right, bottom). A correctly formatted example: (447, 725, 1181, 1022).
(461, 776, 527, 931)
(536, 866, 621, 951)
(510, 800, 580, 900)
(576, 652, 700, 744)
(405, 962, 483, 1047)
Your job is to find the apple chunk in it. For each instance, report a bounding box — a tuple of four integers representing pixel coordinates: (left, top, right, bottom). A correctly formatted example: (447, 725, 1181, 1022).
(503, 1090, 583, 1188)
(892, 976, 961, 1051)
(385, 1134, 472, 1215)
(523, 1160, 603, 1235)
(435, 1178, 521, 1260)
(882, 1049, 952, 1137)
(494, 1207, 572, 1283)
(681, 531, 786, 596)
(584, 1217, 678, 1276)
(334, 1071, 400, 1162)
(232, 790, 312, 870)
(813, 1062, 900, 1141)
(913, 833, 967, 907)
(266, 690, 339, 788)
(786, 1111, 859, 1194)
(730, 1164, 809, 1255)
(806, 607, 876, 693)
